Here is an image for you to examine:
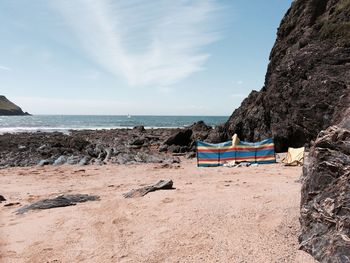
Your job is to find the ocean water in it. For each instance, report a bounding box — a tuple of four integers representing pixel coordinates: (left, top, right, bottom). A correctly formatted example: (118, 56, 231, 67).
(0, 115, 228, 134)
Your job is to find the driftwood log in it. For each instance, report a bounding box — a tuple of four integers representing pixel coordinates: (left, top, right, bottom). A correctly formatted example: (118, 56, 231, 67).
(123, 180, 174, 198)
(16, 194, 100, 214)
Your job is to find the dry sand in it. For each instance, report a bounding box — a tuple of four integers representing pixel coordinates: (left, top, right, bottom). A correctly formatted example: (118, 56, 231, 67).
(0, 160, 316, 263)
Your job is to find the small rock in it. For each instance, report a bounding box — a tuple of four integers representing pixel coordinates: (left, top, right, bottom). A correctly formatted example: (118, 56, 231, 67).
(158, 144, 168, 152)
(168, 145, 181, 153)
(164, 156, 181, 164)
(0, 195, 6, 202)
(123, 180, 174, 198)
(38, 159, 51, 167)
(130, 138, 145, 146)
(145, 155, 164, 163)
(79, 156, 91, 166)
(133, 126, 146, 132)
(53, 155, 67, 166)
(180, 146, 188, 153)
(115, 153, 135, 164)
(66, 155, 80, 165)
(186, 152, 196, 159)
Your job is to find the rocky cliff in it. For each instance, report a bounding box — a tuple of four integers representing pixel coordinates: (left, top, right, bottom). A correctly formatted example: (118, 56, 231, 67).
(221, 0, 350, 152)
(299, 109, 350, 262)
(0, 95, 30, 116)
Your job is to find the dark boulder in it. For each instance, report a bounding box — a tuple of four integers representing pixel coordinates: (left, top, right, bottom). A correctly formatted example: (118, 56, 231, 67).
(206, 125, 228, 143)
(164, 129, 193, 146)
(130, 138, 146, 146)
(133, 126, 146, 132)
(188, 121, 212, 132)
(189, 121, 212, 142)
(299, 117, 350, 262)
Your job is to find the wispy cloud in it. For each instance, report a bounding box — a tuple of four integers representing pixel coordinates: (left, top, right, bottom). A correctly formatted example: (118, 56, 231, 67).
(53, 0, 222, 87)
(232, 80, 243, 85)
(0, 65, 12, 71)
(84, 70, 101, 80)
(157, 86, 174, 94)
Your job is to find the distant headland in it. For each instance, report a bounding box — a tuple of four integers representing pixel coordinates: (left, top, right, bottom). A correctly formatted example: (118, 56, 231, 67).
(0, 95, 30, 116)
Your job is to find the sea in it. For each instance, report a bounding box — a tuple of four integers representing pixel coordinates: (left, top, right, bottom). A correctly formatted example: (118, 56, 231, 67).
(0, 115, 228, 134)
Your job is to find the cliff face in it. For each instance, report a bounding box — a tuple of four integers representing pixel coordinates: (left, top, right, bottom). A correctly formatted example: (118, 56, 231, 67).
(300, 110, 350, 262)
(224, 0, 350, 152)
(0, 96, 30, 116)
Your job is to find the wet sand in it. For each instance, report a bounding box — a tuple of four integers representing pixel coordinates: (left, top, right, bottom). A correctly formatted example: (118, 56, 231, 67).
(0, 160, 316, 262)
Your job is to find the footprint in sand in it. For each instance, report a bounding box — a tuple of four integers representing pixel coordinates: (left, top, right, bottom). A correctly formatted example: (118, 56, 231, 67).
(4, 250, 17, 257)
(93, 221, 105, 229)
(255, 213, 267, 221)
(112, 217, 129, 225)
(161, 197, 174, 204)
(108, 184, 123, 188)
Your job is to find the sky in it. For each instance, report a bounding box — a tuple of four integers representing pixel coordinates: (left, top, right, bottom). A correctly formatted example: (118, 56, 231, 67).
(0, 0, 293, 115)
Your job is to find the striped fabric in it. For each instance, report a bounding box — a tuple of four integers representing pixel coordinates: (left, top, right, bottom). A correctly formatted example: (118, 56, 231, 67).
(196, 141, 234, 167)
(197, 138, 276, 167)
(236, 138, 276, 164)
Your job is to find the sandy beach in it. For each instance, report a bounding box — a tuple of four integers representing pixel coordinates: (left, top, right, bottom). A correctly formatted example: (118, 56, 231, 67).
(0, 159, 316, 263)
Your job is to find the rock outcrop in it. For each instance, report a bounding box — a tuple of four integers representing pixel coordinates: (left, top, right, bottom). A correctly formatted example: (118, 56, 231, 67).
(0, 126, 193, 167)
(0, 120, 214, 167)
(300, 111, 350, 262)
(220, 0, 350, 152)
(0, 95, 30, 116)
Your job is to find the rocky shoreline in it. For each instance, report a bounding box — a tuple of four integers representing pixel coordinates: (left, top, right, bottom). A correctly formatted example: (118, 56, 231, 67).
(0, 121, 213, 168)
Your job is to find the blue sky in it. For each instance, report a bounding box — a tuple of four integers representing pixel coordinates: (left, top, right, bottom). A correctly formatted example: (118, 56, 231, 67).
(0, 0, 292, 115)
